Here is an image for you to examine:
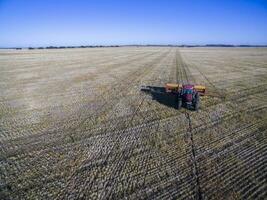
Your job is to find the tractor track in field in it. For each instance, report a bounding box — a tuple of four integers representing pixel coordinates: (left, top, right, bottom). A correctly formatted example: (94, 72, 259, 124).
(185, 112, 203, 200)
(176, 49, 203, 200)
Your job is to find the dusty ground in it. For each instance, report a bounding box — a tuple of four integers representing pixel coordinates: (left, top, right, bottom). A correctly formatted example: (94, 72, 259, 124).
(0, 47, 266, 199)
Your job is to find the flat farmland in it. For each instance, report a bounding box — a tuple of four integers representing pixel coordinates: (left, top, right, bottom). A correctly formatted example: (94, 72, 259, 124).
(0, 47, 266, 199)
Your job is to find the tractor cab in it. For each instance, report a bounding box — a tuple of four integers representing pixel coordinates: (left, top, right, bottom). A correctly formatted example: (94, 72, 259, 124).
(181, 84, 195, 102)
(179, 84, 200, 110)
(181, 84, 195, 94)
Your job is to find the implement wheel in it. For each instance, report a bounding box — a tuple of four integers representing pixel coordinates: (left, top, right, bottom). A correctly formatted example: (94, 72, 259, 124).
(177, 98, 182, 109)
(194, 93, 200, 111)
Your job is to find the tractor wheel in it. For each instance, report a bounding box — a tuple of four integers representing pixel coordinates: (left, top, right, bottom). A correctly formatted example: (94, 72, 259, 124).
(194, 93, 200, 111)
(177, 98, 182, 109)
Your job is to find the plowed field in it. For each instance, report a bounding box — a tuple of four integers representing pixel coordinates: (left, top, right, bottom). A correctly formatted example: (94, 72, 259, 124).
(0, 47, 266, 199)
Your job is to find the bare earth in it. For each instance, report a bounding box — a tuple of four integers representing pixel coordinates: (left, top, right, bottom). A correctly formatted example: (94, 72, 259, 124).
(0, 47, 266, 199)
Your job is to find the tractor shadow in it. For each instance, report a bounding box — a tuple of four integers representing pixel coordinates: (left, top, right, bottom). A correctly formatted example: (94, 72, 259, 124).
(141, 86, 179, 109)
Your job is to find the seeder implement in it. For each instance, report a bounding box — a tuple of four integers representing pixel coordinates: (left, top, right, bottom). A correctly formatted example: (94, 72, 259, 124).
(165, 83, 206, 95)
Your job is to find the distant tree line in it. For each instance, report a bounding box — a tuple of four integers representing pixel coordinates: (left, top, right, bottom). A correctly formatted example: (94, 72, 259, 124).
(27, 45, 120, 50)
(6, 44, 267, 50)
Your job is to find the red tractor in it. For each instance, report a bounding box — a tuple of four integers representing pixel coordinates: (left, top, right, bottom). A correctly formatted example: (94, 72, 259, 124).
(165, 83, 205, 111)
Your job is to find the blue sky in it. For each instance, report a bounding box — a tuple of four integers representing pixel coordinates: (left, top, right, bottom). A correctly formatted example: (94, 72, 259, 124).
(0, 0, 267, 47)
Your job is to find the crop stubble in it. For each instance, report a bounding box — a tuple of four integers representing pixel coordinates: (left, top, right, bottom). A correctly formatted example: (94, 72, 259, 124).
(0, 47, 266, 199)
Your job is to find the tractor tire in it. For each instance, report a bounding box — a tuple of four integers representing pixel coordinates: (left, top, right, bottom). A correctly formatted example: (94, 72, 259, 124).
(177, 98, 182, 109)
(194, 93, 200, 111)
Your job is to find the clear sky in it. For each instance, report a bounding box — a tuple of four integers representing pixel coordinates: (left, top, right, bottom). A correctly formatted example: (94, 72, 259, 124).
(0, 0, 267, 47)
